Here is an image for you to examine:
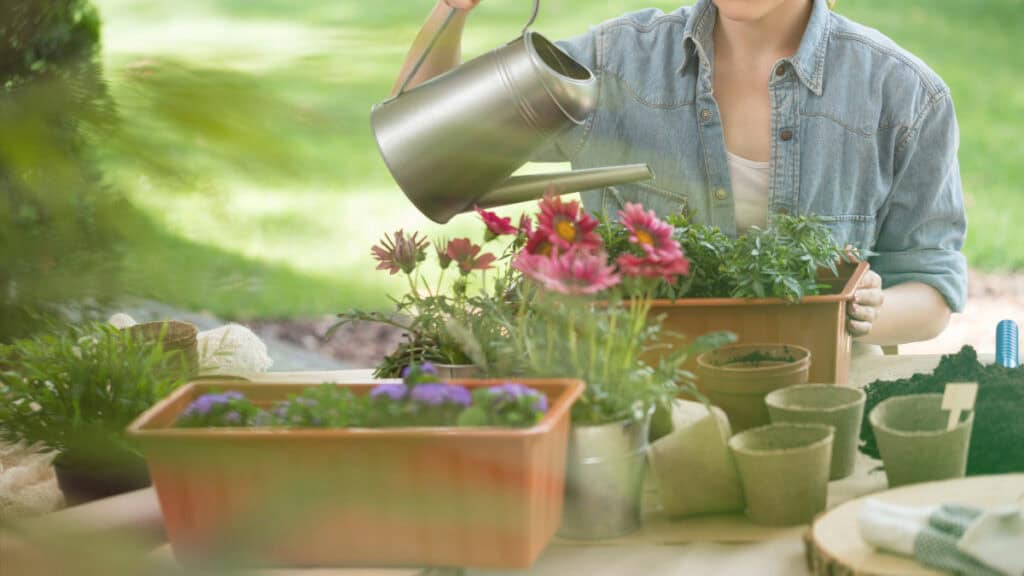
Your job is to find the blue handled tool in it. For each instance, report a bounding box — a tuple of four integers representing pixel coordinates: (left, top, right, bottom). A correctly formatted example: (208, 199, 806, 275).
(996, 319, 1019, 368)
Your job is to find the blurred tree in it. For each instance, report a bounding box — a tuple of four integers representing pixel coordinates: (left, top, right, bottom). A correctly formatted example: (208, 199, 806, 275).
(0, 0, 125, 340)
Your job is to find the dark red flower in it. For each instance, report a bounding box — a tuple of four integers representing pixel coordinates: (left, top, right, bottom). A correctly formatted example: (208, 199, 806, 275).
(616, 253, 691, 284)
(445, 238, 496, 275)
(476, 206, 517, 239)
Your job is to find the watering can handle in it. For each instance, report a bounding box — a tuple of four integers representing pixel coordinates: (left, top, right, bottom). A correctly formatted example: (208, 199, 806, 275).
(396, 0, 542, 97)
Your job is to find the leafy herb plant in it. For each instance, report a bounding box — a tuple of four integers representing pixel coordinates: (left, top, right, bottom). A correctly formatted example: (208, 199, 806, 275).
(0, 323, 186, 469)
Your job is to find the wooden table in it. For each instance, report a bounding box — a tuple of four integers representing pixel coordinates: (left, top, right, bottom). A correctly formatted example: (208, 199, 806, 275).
(11, 354, 994, 576)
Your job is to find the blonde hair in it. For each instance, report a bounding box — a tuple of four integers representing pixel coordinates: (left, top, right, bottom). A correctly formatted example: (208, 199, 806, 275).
(827, 0, 837, 9)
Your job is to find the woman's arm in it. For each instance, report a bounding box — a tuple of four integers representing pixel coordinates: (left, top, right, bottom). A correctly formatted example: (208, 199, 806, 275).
(390, 1, 479, 97)
(848, 270, 952, 346)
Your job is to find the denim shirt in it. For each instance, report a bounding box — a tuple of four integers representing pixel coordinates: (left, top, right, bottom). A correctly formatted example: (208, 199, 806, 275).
(543, 0, 968, 312)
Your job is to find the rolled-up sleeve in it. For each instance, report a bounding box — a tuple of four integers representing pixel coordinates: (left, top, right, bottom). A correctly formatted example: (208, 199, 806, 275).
(870, 91, 968, 312)
(530, 30, 600, 162)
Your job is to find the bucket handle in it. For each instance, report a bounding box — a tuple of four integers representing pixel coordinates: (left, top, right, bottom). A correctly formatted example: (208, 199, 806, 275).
(395, 0, 542, 97)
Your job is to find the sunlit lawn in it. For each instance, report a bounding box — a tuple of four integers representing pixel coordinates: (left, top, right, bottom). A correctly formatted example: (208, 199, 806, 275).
(93, 0, 1023, 318)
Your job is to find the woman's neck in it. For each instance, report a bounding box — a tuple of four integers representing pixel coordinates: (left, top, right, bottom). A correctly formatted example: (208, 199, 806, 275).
(713, 0, 813, 63)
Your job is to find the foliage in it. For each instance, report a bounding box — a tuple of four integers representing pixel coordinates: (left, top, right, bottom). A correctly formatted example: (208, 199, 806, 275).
(329, 219, 521, 378)
(859, 345, 1024, 475)
(173, 364, 548, 429)
(0, 323, 186, 468)
(0, 0, 127, 341)
(609, 213, 864, 302)
(478, 197, 734, 424)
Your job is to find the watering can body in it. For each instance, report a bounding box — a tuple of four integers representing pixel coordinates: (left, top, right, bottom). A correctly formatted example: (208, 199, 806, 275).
(372, 29, 653, 223)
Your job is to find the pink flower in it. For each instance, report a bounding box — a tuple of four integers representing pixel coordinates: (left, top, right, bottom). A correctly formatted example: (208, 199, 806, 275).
(617, 253, 691, 284)
(524, 228, 553, 257)
(446, 238, 496, 275)
(517, 213, 534, 237)
(536, 192, 601, 252)
(372, 230, 428, 275)
(476, 206, 517, 239)
(618, 202, 682, 260)
(515, 249, 621, 295)
(433, 239, 452, 270)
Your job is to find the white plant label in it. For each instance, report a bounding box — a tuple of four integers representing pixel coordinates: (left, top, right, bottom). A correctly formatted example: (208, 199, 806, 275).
(942, 382, 978, 431)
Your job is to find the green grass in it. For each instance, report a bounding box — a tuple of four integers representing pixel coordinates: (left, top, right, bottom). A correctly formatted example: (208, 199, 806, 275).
(92, 0, 1023, 318)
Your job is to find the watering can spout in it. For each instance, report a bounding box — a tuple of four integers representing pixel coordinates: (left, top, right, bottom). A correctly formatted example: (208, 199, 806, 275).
(475, 164, 655, 209)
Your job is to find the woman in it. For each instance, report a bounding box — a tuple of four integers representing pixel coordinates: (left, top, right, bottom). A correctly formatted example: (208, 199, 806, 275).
(392, 0, 967, 349)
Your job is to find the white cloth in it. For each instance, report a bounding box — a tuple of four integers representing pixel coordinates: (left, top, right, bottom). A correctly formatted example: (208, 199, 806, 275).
(726, 150, 770, 233)
(196, 324, 273, 375)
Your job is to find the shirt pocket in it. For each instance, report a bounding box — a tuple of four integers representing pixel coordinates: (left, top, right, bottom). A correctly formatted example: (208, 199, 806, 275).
(596, 181, 689, 219)
(813, 214, 877, 252)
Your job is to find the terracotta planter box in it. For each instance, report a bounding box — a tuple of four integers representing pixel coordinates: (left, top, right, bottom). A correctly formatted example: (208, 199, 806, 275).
(646, 261, 868, 385)
(127, 378, 583, 569)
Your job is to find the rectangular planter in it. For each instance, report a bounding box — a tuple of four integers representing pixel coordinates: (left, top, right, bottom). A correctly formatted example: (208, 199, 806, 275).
(647, 261, 868, 385)
(127, 378, 583, 569)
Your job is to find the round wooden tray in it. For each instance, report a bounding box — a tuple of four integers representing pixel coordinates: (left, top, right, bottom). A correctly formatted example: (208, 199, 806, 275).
(805, 474, 1024, 576)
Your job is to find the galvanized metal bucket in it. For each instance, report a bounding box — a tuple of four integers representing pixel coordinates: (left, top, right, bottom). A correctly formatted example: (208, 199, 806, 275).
(558, 408, 653, 539)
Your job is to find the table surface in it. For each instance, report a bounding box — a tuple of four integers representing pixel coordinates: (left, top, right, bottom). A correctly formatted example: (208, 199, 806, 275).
(23, 353, 996, 576)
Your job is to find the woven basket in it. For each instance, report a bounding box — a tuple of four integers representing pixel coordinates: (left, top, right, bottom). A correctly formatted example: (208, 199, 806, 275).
(125, 320, 199, 379)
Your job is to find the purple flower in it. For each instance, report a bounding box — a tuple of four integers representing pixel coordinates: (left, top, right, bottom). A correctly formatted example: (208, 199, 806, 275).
(370, 383, 408, 401)
(486, 383, 548, 413)
(182, 391, 246, 417)
(400, 362, 440, 379)
(224, 411, 241, 424)
(410, 383, 472, 407)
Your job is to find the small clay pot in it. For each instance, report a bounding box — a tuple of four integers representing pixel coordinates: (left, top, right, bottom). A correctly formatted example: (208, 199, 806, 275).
(728, 423, 833, 526)
(697, 344, 812, 432)
(765, 384, 866, 479)
(869, 394, 974, 487)
(53, 453, 151, 506)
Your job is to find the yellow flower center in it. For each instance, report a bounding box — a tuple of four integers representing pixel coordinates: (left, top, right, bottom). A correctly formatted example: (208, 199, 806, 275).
(636, 229, 654, 246)
(556, 219, 577, 242)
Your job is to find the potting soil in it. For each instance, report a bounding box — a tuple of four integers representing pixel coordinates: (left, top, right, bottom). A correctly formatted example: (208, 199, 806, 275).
(859, 346, 1024, 475)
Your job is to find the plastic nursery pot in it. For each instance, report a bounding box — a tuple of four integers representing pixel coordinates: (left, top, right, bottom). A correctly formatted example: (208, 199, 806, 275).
(128, 378, 583, 569)
(558, 407, 653, 540)
(696, 343, 812, 432)
(728, 423, 833, 526)
(765, 384, 866, 480)
(53, 451, 151, 506)
(869, 394, 974, 488)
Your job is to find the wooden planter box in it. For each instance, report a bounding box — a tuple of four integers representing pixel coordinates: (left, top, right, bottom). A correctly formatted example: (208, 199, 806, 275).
(647, 261, 869, 385)
(127, 378, 583, 569)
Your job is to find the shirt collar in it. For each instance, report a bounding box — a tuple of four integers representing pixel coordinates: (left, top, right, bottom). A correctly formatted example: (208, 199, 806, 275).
(679, 0, 831, 96)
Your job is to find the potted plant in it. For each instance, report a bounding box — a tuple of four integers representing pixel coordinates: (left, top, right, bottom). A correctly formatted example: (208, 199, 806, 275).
(329, 208, 528, 378)
(599, 212, 867, 384)
(128, 364, 583, 569)
(479, 196, 733, 539)
(0, 323, 187, 504)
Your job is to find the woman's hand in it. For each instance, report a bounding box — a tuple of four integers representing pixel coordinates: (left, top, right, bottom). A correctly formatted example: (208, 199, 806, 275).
(848, 269, 885, 337)
(443, 0, 481, 10)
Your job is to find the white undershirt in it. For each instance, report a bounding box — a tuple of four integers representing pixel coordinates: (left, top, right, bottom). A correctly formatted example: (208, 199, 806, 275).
(726, 150, 770, 233)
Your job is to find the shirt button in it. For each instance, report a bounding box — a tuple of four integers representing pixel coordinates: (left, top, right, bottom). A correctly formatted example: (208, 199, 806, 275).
(701, 109, 712, 121)
(780, 129, 794, 141)
(714, 188, 728, 200)
(775, 64, 787, 77)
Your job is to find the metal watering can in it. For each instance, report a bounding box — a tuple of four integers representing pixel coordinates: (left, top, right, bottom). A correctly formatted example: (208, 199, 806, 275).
(371, 0, 654, 224)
